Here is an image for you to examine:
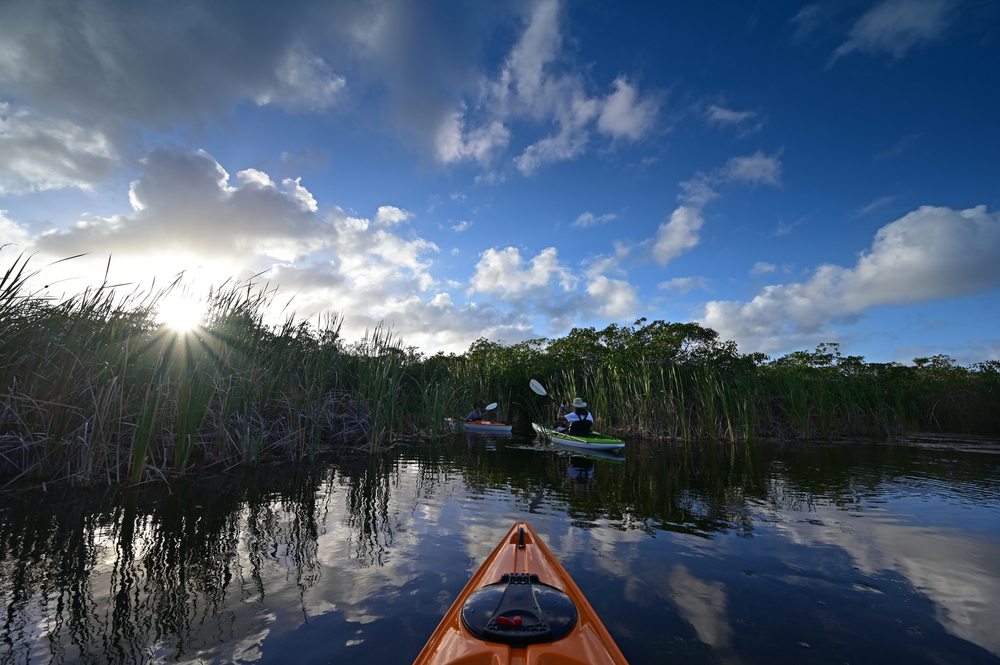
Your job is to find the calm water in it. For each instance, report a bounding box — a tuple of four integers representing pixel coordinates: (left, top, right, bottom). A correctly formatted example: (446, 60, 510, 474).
(2, 432, 999, 665)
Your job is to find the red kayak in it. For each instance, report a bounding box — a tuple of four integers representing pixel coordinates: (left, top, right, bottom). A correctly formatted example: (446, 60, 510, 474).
(413, 521, 629, 665)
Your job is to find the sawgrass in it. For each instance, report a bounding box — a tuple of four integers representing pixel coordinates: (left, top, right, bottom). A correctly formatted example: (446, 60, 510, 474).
(0, 252, 408, 486)
(2, 252, 997, 487)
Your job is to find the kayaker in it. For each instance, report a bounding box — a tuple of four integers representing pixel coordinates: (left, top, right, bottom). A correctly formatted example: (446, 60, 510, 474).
(464, 401, 484, 422)
(556, 398, 594, 435)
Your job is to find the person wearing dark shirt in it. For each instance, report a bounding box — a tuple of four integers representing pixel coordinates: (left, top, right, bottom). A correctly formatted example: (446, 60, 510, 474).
(464, 401, 484, 422)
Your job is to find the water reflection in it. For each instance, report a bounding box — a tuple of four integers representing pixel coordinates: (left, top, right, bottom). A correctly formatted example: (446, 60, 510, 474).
(0, 435, 998, 664)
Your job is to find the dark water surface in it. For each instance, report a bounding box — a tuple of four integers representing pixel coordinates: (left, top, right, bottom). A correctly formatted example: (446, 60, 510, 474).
(2, 432, 999, 664)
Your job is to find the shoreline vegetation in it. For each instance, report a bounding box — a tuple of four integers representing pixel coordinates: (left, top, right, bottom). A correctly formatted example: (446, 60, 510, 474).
(2, 251, 998, 486)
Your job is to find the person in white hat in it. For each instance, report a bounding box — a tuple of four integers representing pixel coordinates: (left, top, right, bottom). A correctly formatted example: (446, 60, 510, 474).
(556, 397, 594, 436)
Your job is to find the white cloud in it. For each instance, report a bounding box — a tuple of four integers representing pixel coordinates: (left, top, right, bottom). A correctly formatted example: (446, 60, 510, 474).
(0, 103, 118, 194)
(678, 177, 721, 209)
(26, 149, 335, 266)
(283, 178, 319, 213)
(514, 123, 591, 176)
(0, 0, 653, 187)
(855, 195, 896, 217)
(451, 220, 473, 232)
(493, 0, 562, 110)
(374, 206, 411, 226)
(657, 277, 710, 296)
(469, 246, 575, 297)
(572, 212, 618, 228)
(830, 0, 955, 64)
(750, 262, 777, 276)
(586, 275, 638, 319)
(721, 151, 782, 187)
(465, 240, 640, 328)
(0, 209, 31, 248)
(678, 150, 782, 207)
(447, 0, 656, 175)
(790, 3, 823, 42)
(705, 105, 755, 125)
(436, 114, 511, 165)
(701, 205, 1000, 354)
(12, 147, 538, 351)
(254, 44, 346, 111)
(598, 77, 658, 141)
(649, 206, 705, 267)
(643, 151, 783, 269)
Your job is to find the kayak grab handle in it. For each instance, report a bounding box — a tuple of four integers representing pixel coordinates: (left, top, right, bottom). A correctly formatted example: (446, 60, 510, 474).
(461, 573, 578, 646)
(518, 527, 525, 549)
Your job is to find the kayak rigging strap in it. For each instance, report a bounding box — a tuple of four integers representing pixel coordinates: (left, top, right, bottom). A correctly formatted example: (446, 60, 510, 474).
(461, 573, 578, 646)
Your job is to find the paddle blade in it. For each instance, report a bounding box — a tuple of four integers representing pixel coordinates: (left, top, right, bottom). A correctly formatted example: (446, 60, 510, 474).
(485, 402, 498, 411)
(529, 379, 547, 396)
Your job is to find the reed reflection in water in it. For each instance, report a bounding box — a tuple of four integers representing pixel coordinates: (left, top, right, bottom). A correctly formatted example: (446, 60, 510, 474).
(1, 434, 999, 664)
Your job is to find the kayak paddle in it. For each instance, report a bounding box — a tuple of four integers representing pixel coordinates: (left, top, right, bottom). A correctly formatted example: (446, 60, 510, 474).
(529, 379, 554, 402)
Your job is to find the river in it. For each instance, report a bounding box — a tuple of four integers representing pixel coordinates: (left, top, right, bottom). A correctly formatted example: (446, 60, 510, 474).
(2, 431, 998, 664)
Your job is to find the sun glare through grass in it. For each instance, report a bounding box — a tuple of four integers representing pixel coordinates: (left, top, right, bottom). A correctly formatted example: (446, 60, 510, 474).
(156, 294, 205, 332)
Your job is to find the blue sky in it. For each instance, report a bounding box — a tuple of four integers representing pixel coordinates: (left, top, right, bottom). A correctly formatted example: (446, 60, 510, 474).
(1, 0, 998, 362)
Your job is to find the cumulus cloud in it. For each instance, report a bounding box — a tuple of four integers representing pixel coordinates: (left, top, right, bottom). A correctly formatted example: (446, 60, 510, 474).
(5, 146, 562, 352)
(469, 246, 575, 297)
(374, 206, 411, 226)
(436, 115, 511, 165)
(830, 0, 955, 64)
(598, 77, 659, 140)
(466, 241, 640, 328)
(0, 0, 655, 190)
(572, 211, 618, 228)
(451, 220, 473, 232)
(587, 274, 639, 319)
(446, 0, 658, 175)
(28, 148, 329, 264)
(649, 207, 705, 267)
(701, 205, 1000, 354)
(642, 151, 784, 268)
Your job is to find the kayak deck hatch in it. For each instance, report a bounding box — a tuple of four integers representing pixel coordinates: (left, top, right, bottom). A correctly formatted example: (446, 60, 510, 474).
(413, 522, 628, 665)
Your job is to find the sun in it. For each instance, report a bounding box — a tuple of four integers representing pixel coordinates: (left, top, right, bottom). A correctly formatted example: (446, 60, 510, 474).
(156, 295, 205, 332)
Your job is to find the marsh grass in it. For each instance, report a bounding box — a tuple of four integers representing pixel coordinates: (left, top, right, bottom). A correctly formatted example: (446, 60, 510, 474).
(2, 252, 997, 486)
(455, 325, 997, 445)
(0, 252, 395, 485)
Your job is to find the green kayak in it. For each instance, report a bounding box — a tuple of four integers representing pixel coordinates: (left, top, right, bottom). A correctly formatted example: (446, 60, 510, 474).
(531, 423, 626, 451)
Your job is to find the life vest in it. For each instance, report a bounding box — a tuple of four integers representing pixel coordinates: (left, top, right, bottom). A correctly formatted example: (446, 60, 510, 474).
(567, 411, 593, 436)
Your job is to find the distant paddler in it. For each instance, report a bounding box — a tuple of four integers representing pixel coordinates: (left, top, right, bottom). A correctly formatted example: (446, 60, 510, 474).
(556, 397, 594, 436)
(464, 400, 485, 422)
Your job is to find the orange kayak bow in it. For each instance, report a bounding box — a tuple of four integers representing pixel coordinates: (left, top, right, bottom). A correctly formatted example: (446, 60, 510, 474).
(413, 521, 629, 665)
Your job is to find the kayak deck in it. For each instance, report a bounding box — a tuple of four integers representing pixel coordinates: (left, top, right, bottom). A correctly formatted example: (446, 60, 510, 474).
(413, 521, 628, 665)
(532, 423, 625, 450)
